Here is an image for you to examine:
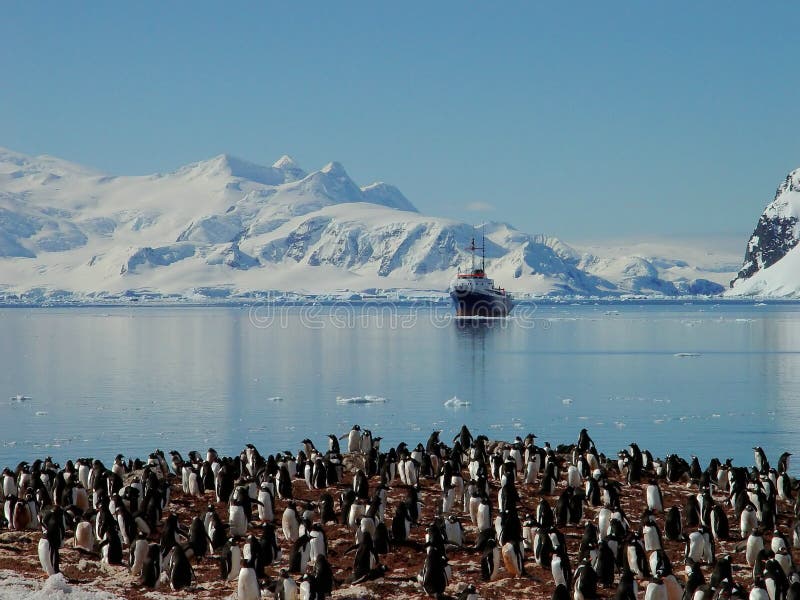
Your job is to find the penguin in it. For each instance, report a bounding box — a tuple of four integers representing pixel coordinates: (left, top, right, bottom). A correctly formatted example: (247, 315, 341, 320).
(318, 492, 336, 524)
(352, 532, 378, 584)
(130, 532, 149, 576)
(314, 554, 335, 596)
(258, 522, 281, 566)
(229, 499, 248, 537)
(419, 547, 449, 595)
(665, 506, 682, 541)
(282, 502, 300, 543)
(477, 496, 493, 532)
(344, 425, 362, 453)
(288, 534, 311, 574)
(502, 541, 525, 577)
(741, 503, 758, 539)
(778, 452, 791, 475)
(616, 569, 639, 600)
(237, 558, 260, 600)
(554, 584, 571, 600)
(746, 528, 765, 567)
(141, 543, 162, 588)
(276, 569, 299, 599)
(74, 519, 95, 552)
(220, 537, 241, 581)
(38, 536, 59, 575)
(188, 516, 208, 560)
(481, 538, 501, 581)
(445, 515, 464, 547)
(168, 544, 193, 590)
(595, 540, 616, 588)
(647, 480, 664, 513)
(574, 558, 598, 600)
(754, 447, 769, 474)
(711, 504, 729, 540)
(645, 575, 668, 600)
(99, 528, 123, 565)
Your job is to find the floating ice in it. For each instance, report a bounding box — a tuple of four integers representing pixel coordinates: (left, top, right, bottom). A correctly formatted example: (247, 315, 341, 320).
(443, 396, 471, 407)
(336, 395, 388, 405)
(268, 396, 284, 402)
(35, 411, 47, 416)
(561, 398, 573, 405)
(674, 353, 701, 358)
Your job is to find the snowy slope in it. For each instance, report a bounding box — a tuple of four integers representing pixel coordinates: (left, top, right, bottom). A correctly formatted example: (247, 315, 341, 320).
(0, 146, 733, 301)
(729, 168, 800, 297)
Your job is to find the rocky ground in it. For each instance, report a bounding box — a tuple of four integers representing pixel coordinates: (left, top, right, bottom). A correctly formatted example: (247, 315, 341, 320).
(0, 439, 796, 599)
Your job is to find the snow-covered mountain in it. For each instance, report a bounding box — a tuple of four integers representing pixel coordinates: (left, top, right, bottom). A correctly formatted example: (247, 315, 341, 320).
(729, 168, 800, 297)
(0, 146, 735, 301)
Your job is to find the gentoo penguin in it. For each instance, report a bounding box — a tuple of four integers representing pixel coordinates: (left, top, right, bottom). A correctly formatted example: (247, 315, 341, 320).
(141, 543, 161, 588)
(710, 555, 733, 590)
(445, 515, 464, 547)
(711, 505, 729, 540)
(188, 516, 208, 560)
(237, 558, 260, 600)
(220, 537, 242, 582)
(553, 584, 571, 600)
(741, 503, 758, 539)
(751, 578, 771, 600)
(616, 569, 639, 600)
(552, 549, 572, 589)
(573, 558, 598, 600)
(257, 482, 275, 522)
(754, 447, 769, 474)
(419, 547, 449, 595)
(646, 480, 664, 513)
(38, 535, 59, 575)
(314, 554, 335, 596)
(229, 499, 248, 537)
(391, 502, 412, 542)
(778, 452, 792, 475)
(328, 434, 341, 455)
(318, 492, 336, 524)
(595, 540, 616, 588)
(74, 518, 95, 552)
(502, 541, 525, 577)
(645, 575, 668, 600)
(476, 496, 493, 532)
(130, 532, 149, 576)
(481, 538, 501, 581)
(169, 544, 193, 590)
(275, 569, 299, 599)
(746, 528, 765, 567)
(259, 522, 281, 566)
(665, 506, 682, 541)
(352, 532, 378, 584)
(282, 502, 300, 543)
(343, 425, 362, 453)
(288, 534, 311, 574)
(99, 528, 123, 565)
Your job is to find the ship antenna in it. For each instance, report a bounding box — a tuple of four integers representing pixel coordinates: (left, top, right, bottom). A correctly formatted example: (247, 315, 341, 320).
(470, 233, 476, 272)
(481, 223, 485, 271)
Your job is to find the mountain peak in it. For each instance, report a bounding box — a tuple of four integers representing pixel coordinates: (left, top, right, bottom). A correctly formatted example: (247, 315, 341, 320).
(273, 155, 300, 170)
(272, 154, 306, 182)
(320, 161, 347, 177)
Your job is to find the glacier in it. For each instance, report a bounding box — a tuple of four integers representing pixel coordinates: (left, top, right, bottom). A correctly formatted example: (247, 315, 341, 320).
(0, 146, 738, 303)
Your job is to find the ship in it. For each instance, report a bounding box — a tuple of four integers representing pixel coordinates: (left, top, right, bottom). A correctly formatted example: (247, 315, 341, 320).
(448, 233, 513, 317)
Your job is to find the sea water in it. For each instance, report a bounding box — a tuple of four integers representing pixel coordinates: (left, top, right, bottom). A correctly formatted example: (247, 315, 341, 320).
(0, 302, 798, 472)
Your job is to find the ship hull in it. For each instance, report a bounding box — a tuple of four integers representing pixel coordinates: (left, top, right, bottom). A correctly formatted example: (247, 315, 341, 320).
(449, 289, 513, 317)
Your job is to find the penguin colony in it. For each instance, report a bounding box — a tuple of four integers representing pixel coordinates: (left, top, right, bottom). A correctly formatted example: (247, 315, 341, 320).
(0, 426, 798, 600)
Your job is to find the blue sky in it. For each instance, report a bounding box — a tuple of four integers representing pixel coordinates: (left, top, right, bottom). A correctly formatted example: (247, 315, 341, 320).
(1, 3, 797, 242)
